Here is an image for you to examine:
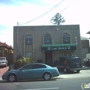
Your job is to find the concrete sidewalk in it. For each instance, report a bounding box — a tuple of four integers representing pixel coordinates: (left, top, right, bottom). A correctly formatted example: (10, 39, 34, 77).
(0, 66, 9, 81)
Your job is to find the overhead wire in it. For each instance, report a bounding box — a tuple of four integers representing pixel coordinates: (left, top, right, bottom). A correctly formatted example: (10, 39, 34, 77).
(20, 0, 67, 25)
(60, 0, 78, 13)
(20, 0, 78, 25)
(44, 0, 78, 25)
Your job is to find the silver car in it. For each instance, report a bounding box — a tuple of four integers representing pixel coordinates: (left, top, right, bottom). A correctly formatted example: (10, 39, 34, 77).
(0, 57, 8, 67)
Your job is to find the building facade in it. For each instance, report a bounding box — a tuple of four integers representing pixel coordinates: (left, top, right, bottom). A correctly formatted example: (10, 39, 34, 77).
(0, 42, 14, 65)
(14, 25, 82, 66)
(81, 40, 89, 60)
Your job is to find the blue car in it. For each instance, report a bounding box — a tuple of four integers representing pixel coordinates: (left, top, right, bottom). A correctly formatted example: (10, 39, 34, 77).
(2, 63, 60, 82)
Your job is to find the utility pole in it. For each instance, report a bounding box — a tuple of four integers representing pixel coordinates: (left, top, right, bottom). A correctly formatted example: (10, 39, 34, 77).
(17, 22, 18, 59)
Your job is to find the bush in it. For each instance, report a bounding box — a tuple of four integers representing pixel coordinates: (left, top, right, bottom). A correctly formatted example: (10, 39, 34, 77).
(14, 57, 34, 69)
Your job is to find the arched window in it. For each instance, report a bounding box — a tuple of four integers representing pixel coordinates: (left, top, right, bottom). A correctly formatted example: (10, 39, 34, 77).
(44, 34, 52, 44)
(25, 34, 33, 45)
(63, 33, 70, 44)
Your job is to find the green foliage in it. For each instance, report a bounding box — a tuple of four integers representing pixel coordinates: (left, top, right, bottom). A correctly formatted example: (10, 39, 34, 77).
(50, 13, 65, 25)
(14, 57, 34, 69)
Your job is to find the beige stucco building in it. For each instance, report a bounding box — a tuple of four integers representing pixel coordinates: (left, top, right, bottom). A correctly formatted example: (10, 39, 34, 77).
(13, 25, 82, 66)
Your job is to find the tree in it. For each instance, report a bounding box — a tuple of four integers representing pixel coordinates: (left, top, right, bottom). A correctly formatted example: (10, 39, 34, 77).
(86, 31, 90, 34)
(50, 13, 65, 25)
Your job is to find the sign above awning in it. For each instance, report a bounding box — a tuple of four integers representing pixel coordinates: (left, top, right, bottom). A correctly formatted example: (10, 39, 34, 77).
(41, 44, 76, 51)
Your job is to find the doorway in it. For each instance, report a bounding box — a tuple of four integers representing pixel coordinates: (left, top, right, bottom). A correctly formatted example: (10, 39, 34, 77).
(45, 51, 53, 66)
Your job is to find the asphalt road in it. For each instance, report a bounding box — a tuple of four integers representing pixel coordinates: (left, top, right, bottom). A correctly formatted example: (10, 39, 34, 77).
(0, 77, 90, 90)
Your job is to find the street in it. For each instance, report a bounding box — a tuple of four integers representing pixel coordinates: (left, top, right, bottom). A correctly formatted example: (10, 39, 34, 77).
(0, 77, 90, 90)
(0, 67, 90, 90)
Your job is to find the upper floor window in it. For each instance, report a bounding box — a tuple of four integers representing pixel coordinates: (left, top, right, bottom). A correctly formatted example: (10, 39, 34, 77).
(44, 34, 52, 44)
(63, 33, 70, 44)
(25, 34, 33, 45)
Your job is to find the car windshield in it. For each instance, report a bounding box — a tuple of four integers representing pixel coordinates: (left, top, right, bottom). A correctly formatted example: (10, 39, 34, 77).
(69, 58, 81, 63)
(0, 58, 5, 60)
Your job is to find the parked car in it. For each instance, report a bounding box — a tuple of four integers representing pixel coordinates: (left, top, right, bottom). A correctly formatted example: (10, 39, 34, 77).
(0, 57, 8, 67)
(54, 56, 82, 73)
(2, 63, 60, 82)
(84, 58, 90, 66)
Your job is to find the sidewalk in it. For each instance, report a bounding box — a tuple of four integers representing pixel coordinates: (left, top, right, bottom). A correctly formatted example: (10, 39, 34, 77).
(0, 66, 9, 80)
(0, 64, 14, 81)
(0, 66, 9, 76)
(57, 69, 90, 79)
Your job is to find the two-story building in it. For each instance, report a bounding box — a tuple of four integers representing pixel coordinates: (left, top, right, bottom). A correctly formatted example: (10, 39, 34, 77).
(13, 25, 82, 66)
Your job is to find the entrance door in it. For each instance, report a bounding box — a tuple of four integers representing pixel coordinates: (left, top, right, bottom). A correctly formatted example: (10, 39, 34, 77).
(45, 51, 53, 66)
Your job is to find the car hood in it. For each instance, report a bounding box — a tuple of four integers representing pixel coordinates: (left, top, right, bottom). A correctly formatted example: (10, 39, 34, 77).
(3, 69, 19, 75)
(0, 60, 6, 62)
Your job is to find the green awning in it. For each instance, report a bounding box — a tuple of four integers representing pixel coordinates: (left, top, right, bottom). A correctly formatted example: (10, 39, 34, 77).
(41, 44, 76, 51)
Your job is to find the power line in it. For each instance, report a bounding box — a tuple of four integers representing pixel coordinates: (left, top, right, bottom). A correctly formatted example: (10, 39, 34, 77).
(20, 0, 66, 25)
(20, 0, 78, 25)
(60, 0, 78, 13)
(44, 0, 78, 25)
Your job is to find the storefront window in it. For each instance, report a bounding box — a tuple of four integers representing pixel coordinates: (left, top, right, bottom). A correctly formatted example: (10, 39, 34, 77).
(63, 33, 70, 44)
(25, 34, 33, 45)
(44, 34, 52, 44)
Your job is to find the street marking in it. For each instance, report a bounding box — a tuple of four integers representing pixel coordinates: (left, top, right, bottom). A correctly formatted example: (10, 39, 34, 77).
(21, 87, 59, 90)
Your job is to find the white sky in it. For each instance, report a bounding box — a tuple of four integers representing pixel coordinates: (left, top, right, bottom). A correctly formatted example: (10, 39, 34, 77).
(0, 0, 90, 47)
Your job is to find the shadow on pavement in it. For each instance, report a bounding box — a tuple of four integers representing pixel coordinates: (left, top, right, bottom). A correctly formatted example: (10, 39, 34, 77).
(0, 78, 59, 83)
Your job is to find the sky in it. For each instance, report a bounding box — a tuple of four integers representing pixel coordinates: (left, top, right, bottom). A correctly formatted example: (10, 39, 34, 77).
(0, 0, 90, 47)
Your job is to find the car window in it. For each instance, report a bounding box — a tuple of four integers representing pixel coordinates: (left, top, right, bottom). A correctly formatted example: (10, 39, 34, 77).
(59, 57, 66, 64)
(0, 57, 5, 60)
(69, 57, 81, 63)
(22, 65, 32, 70)
(64, 59, 68, 64)
(32, 64, 46, 69)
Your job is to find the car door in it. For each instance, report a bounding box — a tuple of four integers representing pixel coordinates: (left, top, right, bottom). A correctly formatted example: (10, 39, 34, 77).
(18, 64, 33, 80)
(31, 64, 46, 79)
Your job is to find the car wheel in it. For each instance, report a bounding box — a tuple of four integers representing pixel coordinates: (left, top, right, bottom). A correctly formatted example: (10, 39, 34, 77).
(8, 74, 17, 82)
(77, 70, 80, 73)
(43, 73, 51, 81)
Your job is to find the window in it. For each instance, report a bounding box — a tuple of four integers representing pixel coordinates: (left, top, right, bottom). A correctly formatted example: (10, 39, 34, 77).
(26, 53, 32, 57)
(32, 64, 46, 69)
(44, 34, 52, 44)
(25, 34, 33, 45)
(22, 65, 32, 70)
(63, 33, 70, 44)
